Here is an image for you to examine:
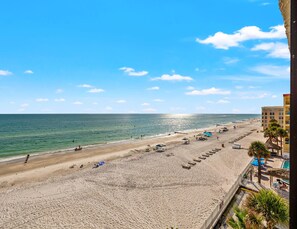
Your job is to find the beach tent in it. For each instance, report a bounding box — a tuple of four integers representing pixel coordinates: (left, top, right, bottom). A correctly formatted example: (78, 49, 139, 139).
(265, 139, 282, 155)
(203, 132, 212, 137)
(267, 168, 290, 187)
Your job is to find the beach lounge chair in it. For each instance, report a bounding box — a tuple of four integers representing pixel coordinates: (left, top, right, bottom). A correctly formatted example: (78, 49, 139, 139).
(199, 156, 206, 160)
(188, 161, 196, 166)
(193, 158, 201, 162)
(202, 154, 209, 157)
(182, 164, 191, 169)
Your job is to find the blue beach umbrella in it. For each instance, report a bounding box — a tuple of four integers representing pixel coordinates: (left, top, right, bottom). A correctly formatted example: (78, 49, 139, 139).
(251, 159, 265, 166)
(254, 157, 265, 161)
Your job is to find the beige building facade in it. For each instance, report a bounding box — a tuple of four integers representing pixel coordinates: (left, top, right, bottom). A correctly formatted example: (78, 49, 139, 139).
(283, 94, 290, 156)
(261, 106, 284, 130)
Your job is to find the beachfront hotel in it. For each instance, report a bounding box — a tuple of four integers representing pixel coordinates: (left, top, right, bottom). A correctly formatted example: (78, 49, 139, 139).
(261, 106, 284, 130)
(283, 94, 290, 157)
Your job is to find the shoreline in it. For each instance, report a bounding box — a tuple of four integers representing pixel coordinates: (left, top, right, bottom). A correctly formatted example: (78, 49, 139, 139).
(0, 119, 258, 187)
(0, 118, 257, 163)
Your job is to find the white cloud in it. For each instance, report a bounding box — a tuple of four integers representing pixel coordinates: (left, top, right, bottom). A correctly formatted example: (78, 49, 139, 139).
(78, 84, 93, 88)
(235, 86, 243, 89)
(24, 70, 33, 74)
(141, 103, 150, 106)
(261, 2, 271, 6)
(151, 74, 193, 82)
(147, 86, 160, 91)
(116, 100, 127, 103)
(119, 67, 148, 76)
(272, 95, 277, 98)
(93, 102, 98, 105)
(0, 70, 12, 76)
(105, 106, 113, 111)
(238, 92, 269, 99)
(186, 86, 195, 90)
(251, 65, 290, 79)
(217, 99, 230, 104)
(186, 87, 231, 95)
(143, 108, 156, 112)
(20, 103, 29, 107)
(55, 88, 64, 94)
(196, 25, 286, 49)
(195, 68, 206, 72)
(54, 98, 65, 102)
(222, 75, 270, 82)
(36, 98, 49, 102)
(223, 57, 239, 64)
(88, 88, 105, 93)
(251, 42, 289, 59)
(153, 99, 164, 102)
(73, 101, 83, 105)
(248, 86, 259, 89)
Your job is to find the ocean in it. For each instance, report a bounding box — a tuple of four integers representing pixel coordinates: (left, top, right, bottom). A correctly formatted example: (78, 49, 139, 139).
(0, 114, 259, 159)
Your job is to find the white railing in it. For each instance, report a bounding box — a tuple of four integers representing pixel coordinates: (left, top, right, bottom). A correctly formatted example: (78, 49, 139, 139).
(200, 162, 252, 229)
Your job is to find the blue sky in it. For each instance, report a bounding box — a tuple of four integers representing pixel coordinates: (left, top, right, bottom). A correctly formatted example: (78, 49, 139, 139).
(0, 0, 289, 114)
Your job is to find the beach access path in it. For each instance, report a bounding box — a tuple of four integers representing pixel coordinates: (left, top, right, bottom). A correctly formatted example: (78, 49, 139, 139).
(0, 119, 264, 228)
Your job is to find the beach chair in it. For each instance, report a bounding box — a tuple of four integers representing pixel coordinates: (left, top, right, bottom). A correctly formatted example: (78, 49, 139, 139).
(182, 164, 191, 169)
(188, 161, 196, 166)
(193, 158, 201, 162)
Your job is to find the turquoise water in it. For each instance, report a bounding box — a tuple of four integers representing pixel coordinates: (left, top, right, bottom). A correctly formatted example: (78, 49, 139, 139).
(282, 160, 290, 184)
(282, 160, 290, 170)
(0, 114, 259, 159)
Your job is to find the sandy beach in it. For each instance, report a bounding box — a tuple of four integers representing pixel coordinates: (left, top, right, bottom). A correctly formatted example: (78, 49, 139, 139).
(0, 119, 264, 228)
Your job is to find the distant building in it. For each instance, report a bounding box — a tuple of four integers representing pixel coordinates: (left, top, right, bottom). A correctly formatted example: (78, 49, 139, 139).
(261, 106, 284, 130)
(283, 94, 290, 156)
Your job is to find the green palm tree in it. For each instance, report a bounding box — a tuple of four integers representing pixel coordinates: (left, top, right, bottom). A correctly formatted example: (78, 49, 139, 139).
(245, 189, 289, 229)
(227, 207, 264, 229)
(268, 119, 280, 129)
(245, 210, 264, 229)
(228, 207, 248, 229)
(247, 141, 270, 183)
(265, 119, 280, 146)
(277, 128, 288, 157)
(264, 128, 277, 143)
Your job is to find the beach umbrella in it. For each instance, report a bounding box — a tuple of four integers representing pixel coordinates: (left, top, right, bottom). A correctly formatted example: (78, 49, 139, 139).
(251, 159, 265, 167)
(254, 157, 265, 161)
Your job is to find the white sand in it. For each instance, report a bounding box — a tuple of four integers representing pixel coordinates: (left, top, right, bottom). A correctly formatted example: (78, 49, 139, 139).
(0, 120, 264, 229)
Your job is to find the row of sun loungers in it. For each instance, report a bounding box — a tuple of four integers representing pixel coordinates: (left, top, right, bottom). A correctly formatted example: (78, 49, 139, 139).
(229, 132, 252, 144)
(182, 148, 221, 169)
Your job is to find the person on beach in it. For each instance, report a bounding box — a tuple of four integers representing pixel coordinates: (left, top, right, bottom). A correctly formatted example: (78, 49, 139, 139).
(24, 154, 30, 164)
